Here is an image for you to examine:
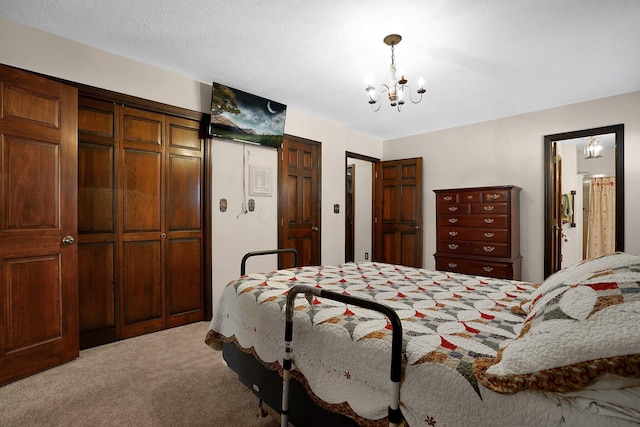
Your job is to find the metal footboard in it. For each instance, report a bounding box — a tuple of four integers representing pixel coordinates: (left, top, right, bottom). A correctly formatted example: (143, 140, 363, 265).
(240, 248, 299, 275)
(282, 284, 403, 427)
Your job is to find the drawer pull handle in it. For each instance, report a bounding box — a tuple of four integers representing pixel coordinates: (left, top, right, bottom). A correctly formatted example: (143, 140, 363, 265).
(449, 231, 458, 236)
(448, 206, 458, 211)
(484, 218, 495, 224)
(484, 232, 495, 238)
(487, 194, 501, 200)
(448, 263, 458, 268)
(449, 218, 458, 223)
(443, 196, 453, 201)
(483, 246, 496, 252)
(484, 205, 495, 211)
(448, 244, 459, 250)
(483, 267, 494, 272)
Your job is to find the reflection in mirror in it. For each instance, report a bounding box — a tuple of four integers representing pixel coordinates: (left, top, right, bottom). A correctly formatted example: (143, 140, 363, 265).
(544, 124, 624, 278)
(345, 152, 379, 263)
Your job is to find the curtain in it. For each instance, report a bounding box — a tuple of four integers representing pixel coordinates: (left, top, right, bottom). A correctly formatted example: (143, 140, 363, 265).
(586, 176, 616, 258)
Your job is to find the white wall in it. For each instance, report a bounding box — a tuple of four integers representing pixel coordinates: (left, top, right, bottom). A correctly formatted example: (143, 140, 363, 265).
(557, 141, 582, 268)
(384, 92, 640, 283)
(211, 140, 279, 306)
(0, 18, 382, 308)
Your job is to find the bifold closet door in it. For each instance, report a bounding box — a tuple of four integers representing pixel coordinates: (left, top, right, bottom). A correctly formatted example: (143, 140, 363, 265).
(77, 97, 119, 348)
(164, 116, 204, 327)
(120, 107, 165, 338)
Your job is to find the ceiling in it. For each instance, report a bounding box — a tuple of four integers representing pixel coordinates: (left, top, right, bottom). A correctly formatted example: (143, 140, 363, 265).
(2, 0, 640, 141)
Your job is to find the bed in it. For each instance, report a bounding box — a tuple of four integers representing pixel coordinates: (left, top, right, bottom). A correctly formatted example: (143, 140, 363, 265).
(206, 251, 640, 426)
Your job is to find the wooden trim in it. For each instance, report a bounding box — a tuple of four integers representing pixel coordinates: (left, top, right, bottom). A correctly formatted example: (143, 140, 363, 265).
(345, 151, 380, 163)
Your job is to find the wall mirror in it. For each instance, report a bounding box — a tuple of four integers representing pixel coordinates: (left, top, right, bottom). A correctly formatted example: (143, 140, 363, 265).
(544, 124, 624, 278)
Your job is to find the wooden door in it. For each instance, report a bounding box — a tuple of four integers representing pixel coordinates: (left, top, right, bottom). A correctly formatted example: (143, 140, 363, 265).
(77, 97, 119, 348)
(120, 107, 165, 338)
(164, 116, 204, 327)
(0, 65, 79, 384)
(279, 135, 321, 268)
(551, 149, 563, 274)
(345, 164, 355, 262)
(373, 157, 423, 267)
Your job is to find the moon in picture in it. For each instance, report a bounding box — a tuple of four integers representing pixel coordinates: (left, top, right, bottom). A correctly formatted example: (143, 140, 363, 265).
(266, 101, 276, 114)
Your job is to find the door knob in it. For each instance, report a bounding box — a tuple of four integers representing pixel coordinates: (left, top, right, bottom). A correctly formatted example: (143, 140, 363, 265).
(62, 235, 75, 245)
(311, 226, 319, 232)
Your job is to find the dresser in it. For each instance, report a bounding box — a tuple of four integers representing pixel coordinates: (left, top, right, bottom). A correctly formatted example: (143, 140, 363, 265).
(434, 185, 522, 280)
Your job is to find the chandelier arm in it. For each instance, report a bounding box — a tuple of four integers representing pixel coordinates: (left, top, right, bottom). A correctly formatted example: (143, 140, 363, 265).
(408, 88, 425, 105)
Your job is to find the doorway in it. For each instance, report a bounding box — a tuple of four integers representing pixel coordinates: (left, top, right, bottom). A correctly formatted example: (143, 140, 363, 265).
(345, 152, 379, 263)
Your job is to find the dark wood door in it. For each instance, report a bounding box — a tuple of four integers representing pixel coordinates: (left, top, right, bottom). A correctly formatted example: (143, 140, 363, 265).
(551, 149, 563, 274)
(0, 64, 79, 385)
(120, 107, 166, 338)
(279, 135, 321, 268)
(345, 164, 355, 262)
(77, 97, 119, 348)
(373, 157, 423, 267)
(164, 116, 204, 327)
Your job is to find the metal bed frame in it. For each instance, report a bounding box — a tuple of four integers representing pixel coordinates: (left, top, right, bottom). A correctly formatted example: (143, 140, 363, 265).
(230, 249, 403, 426)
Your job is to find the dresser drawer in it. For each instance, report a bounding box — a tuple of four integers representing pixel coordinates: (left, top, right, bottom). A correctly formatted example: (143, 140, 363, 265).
(437, 215, 508, 228)
(437, 193, 458, 203)
(435, 256, 511, 279)
(437, 203, 470, 214)
(471, 203, 508, 214)
(438, 228, 508, 242)
(437, 240, 471, 254)
(471, 242, 509, 257)
(458, 191, 482, 203)
(482, 190, 510, 202)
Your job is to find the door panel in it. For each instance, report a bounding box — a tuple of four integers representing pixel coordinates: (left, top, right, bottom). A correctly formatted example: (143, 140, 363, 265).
(165, 116, 204, 326)
(78, 242, 115, 333)
(0, 64, 78, 385)
(279, 135, 321, 268)
(166, 238, 202, 320)
(122, 240, 163, 326)
(123, 150, 162, 232)
(120, 107, 165, 338)
(374, 157, 423, 267)
(77, 97, 118, 348)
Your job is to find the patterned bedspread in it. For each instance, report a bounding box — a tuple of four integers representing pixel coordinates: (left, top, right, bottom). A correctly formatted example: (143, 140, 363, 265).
(207, 262, 635, 426)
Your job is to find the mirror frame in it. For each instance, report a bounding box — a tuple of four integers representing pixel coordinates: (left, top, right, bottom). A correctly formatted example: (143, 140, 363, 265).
(544, 124, 625, 278)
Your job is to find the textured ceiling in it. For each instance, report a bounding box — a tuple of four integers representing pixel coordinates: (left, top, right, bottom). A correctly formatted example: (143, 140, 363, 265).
(1, 0, 640, 140)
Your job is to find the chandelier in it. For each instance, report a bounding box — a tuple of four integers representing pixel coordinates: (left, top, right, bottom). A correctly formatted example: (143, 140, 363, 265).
(584, 136, 603, 159)
(365, 34, 425, 112)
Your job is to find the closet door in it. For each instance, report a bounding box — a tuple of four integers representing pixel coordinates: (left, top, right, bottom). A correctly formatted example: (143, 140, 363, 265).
(120, 107, 165, 338)
(165, 116, 204, 327)
(0, 65, 79, 384)
(77, 97, 119, 348)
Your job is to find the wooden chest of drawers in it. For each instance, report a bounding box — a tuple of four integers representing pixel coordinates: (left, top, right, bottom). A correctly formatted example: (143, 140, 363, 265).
(434, 185, 522, 280)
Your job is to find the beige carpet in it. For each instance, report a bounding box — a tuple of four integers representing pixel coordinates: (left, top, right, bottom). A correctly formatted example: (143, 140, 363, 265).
(0, 321, 279, 427)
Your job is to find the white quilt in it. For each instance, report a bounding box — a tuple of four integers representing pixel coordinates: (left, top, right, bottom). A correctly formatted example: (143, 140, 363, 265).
(207, 261, 639, 426)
